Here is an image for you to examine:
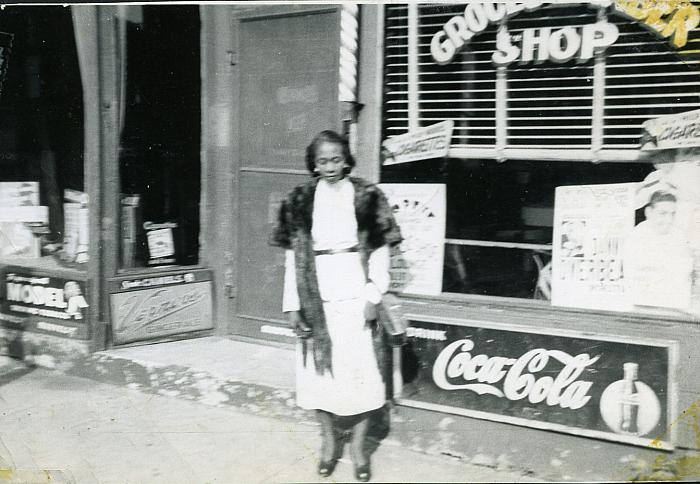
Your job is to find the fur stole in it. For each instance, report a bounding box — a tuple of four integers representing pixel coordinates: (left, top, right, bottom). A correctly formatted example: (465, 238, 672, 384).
(270, 176, 402, 377)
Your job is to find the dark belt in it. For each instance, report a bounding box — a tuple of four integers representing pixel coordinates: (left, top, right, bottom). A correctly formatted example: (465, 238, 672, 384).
(313, 245, 360, 256)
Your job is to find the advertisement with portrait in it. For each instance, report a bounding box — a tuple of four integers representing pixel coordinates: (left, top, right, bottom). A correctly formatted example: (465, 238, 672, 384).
(399, 316, 677, 450)
(639, 109, 700, 317)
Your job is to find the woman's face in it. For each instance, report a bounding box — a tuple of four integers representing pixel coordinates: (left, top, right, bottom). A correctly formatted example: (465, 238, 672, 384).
(314, 141, 347, 184)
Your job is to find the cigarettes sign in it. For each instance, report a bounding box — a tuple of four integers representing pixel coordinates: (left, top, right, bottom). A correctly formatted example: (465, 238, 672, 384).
(641, 108, 700, 151)
(399, 317, 676, 449)
(382, 121, 454, 166)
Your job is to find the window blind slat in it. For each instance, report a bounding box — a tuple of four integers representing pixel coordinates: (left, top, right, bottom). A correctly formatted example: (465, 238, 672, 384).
(383, 3, 700, 152)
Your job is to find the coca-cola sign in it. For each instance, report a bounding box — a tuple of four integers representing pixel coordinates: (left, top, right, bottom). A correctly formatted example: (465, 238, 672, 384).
(400, 317, 676, 449)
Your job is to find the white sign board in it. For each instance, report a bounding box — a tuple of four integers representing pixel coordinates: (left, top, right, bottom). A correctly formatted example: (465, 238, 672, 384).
(642, 108, 700, 151)
(551, 183, 636, 312)
(382, 121, 453, 166)
(379, 183, 446, 296)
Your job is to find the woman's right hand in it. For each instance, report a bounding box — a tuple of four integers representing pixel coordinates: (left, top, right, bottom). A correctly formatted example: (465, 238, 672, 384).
(288, 311, 312, 338)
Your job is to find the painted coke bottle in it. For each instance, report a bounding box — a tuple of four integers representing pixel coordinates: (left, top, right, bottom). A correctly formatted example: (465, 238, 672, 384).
(619, 362, 640, 434)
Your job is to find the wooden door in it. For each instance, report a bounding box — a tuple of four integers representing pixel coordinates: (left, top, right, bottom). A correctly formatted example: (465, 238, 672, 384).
(230, 6, 341, 340)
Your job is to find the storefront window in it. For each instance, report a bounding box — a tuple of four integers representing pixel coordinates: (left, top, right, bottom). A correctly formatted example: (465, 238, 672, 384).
(0, 7, 85, 263)
(382, 3, 700, 315)
(118, 6, 201, 269)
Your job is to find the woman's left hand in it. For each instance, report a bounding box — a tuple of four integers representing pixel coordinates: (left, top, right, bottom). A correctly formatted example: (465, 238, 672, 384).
(363, 301, 378, 321)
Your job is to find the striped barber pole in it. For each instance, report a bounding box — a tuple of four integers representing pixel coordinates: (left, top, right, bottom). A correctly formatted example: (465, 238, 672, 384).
(338, 3, 359, 104)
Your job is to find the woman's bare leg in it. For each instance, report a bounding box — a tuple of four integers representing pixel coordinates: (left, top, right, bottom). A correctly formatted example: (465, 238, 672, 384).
(350, 414, 369, 466)
(317, 410, 337, 461)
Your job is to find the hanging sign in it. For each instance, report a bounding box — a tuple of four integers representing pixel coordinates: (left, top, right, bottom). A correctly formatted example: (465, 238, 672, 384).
(400, 316, 676, 450)
(641, 108, 700, 151)
(382, 121, 454, 166)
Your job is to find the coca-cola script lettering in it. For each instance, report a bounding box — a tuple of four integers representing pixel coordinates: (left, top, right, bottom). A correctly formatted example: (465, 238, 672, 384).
(432, 339, 599, 409)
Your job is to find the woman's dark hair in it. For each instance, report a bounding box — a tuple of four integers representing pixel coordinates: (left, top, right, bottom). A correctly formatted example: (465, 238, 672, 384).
(305, 130, 356, 176)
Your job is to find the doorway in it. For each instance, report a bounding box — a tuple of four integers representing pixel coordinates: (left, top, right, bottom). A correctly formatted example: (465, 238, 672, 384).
(229, 6, 342, 340)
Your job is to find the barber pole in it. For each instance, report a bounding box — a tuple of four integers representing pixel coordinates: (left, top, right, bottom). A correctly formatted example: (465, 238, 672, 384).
(339, 4, 359, 153)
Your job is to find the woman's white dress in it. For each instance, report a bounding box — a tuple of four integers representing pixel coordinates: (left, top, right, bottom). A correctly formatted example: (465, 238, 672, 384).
(283, 178, 390, 416)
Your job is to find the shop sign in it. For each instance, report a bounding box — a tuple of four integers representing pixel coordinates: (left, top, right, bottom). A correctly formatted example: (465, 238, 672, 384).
(109, 271, 213, 344)
(492, 22, 619, 66)
(0, 32, 12, 98)
(431, 1, 696, 65)
(379, 184, 446, 296)
(641, 108, 700, 151)
(400, 316, 676, 449)
(382, 121, 453, 165)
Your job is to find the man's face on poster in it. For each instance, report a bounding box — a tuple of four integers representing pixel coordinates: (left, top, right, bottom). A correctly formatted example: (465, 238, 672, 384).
(645, 200, 676, 235)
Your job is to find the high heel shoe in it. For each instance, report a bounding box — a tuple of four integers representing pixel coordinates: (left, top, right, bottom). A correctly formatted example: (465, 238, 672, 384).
(318, 431, 344, 477)
(317, 458, 338, 477)
(354, 461, 371, 482)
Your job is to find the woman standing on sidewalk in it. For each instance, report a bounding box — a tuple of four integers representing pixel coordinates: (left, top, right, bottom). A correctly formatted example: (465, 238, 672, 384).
(270, 130, 401, 482)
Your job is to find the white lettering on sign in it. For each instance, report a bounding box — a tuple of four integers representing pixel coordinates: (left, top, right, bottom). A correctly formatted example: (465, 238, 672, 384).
(143, 221, 178, 230)
(642, 108, 700, 150)
(432, 339, 599, 409)
(5, 274, 89, 320)
(492, 22, 619, 65)
(431, 1, 544, 64)
(431, 0, 696, 65)
(120, 273, 195, 290)
(7, 283, 68, 308)
(407, 326, 447, 341)
(382, 120, 454, 166)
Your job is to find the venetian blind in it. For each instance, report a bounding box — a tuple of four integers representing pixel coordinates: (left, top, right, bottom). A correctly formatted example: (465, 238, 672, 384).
(382, 2, 700, 161)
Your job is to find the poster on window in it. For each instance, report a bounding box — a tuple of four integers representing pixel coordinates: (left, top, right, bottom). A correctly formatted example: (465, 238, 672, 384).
(551, 183, 636, 311)
(379, 184, 446, 296)
(626, 153, 700, 315)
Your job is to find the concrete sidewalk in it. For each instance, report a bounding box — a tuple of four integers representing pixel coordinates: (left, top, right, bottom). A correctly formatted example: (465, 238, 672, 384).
(10, 336, 689, 482)
(0, 361, 541, 483)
